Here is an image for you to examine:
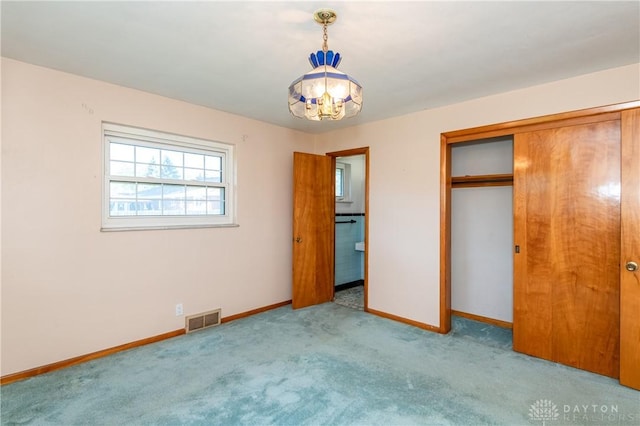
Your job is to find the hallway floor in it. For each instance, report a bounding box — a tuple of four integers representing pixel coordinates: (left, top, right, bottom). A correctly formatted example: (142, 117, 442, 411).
(334, 285, 364, 311)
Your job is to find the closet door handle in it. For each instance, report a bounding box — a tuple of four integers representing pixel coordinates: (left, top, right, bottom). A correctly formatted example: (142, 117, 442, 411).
(295, 237, 303, 244)
(625, 261, 638, 272)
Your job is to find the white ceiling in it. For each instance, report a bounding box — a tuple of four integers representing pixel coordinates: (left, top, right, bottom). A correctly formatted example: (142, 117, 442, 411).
(2, 1, 639, 134)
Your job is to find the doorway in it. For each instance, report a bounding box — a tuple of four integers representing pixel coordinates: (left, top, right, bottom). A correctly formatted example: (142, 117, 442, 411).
(291, 148, 369, 311)
(328, 148, 369, 312)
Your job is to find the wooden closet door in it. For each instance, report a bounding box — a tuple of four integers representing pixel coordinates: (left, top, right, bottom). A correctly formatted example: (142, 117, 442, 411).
(620, 108, 640, 389)
(513, 119, 621, 378)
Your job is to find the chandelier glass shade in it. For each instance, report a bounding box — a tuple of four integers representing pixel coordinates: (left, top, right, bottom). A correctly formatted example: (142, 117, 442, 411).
(288, 9, 363, 121)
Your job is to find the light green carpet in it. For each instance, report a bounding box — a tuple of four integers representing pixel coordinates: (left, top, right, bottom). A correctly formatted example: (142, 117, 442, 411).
(1, 303, 638, 425)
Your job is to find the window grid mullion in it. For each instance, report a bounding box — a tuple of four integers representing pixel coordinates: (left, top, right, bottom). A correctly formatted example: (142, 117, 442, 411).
(108, 175, 224, 188)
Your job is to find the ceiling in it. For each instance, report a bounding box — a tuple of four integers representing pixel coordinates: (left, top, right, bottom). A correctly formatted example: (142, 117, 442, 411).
(2, 1, 639, 134)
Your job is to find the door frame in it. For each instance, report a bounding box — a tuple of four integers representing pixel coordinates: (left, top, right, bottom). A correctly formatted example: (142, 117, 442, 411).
(327, 147, 370, 311)
(440, 101, 640, 334)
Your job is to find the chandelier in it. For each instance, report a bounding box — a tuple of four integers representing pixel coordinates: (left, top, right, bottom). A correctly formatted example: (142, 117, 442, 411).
(288, 9, 363, 121)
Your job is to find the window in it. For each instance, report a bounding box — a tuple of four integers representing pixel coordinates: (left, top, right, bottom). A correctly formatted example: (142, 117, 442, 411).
(336, 166, 344, 198)
(102, 123, 236, 230)
(335, 161, 351, 202)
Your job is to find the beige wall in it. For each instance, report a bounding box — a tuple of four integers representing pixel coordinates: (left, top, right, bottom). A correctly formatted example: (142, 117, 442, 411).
(315, 63, 640, 327)
(2, 57, 639, 376)
(0, 58, 309, 375)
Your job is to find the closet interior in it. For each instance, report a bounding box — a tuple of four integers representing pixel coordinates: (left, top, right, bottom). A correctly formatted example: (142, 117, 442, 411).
(451, 137, 514, 329)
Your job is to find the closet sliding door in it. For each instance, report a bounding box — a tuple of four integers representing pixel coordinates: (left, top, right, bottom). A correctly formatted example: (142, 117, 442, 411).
(620, 108, 640, 389)
(513, 119, 621, 378)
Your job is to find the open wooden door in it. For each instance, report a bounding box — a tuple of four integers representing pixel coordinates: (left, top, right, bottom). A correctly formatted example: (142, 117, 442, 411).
(620, 108, 640, 390)
(292, 152, 334, 309)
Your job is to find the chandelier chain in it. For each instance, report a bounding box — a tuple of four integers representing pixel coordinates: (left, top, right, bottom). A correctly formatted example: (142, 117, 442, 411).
(322, 23, 329, 52)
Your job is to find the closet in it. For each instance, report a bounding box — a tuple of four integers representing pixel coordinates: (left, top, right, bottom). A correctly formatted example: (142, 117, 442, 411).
(440, 102, 640, 390)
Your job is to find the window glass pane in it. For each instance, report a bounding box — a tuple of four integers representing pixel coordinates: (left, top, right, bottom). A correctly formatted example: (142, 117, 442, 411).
(186, 186, 207, 215)
(128, 201, 139, 215)
(161, 150, 183, 179)
(205, 155, 221, 171)
(186, 201, 206, 215)
(163, 184, 185, 199)
(207, 188, 225, 215)
(136, 201, 159, 216)
(135, 147, 160, 178)
(111, 200, 135, 216)
(110, 142, 134, 162)
(162, 199, 185, 215)
(161, 164, 183, 180)
(137, 183, 162, 200)
(205, 170, 222, 182)
(137, 183, 161, 216)
(336, 168, 344, 197)
(160, 149, 183, 180)
(162, 184, 185, 215)
(111, 182, 136, 199)
(205, 155, 222, 182)
(184, 168, 204, 181)
(206, 187, 223, 201)
(110, 160, 135, 177)
(162, 150, 183, 167)
(136, 163, 160, 178)
(184, 153, 204, 169)
(136, 146, 160, 164)
(207, 200, 224, 215)
(186, 186, 207, 201)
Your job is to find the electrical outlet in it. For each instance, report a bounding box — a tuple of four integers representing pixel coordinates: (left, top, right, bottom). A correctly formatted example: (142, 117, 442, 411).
(175, 303, 183, 316)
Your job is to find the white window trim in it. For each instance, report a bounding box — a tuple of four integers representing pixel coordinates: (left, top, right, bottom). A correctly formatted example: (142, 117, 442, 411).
(102, 122, 237, 231)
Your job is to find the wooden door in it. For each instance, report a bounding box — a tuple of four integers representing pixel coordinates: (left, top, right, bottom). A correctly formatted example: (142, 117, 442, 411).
(513, 120, 621, 378)
(620, 108, 640, 389)
(292, 152, 334, 309)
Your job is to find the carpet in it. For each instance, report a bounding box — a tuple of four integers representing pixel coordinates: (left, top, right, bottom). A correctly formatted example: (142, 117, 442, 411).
(1, 303, 638, 425)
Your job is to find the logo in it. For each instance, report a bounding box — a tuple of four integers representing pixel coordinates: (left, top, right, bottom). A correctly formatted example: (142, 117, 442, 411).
(529, 399, 560, 425)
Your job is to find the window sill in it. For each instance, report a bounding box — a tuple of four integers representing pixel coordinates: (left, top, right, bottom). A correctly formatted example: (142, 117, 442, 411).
(101, 223, 240, 232)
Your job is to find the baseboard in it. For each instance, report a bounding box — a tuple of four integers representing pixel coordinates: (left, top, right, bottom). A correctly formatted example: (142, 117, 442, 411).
(451, 309, 513, 329)
(1, 299, 292, 386)
(367, 307, 441, 333)
(0, 329, 185, 386)
(335, 280, 364, 292)
(221, 300, 292, 323)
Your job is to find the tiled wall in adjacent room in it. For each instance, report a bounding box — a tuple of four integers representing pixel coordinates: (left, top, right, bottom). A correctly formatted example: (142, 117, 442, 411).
(335, 214, 365, 286)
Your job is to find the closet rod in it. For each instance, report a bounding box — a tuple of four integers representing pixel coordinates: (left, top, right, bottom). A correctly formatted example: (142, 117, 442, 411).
(336, 220, 357, 224)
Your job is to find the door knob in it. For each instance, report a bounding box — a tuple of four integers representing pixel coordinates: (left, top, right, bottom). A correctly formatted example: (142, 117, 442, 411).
(295, 237, 303, 243)
(625, 261, 638, 272)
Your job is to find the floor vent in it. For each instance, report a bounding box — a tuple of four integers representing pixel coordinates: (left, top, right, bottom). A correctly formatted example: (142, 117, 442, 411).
(186, 309, 221, 333)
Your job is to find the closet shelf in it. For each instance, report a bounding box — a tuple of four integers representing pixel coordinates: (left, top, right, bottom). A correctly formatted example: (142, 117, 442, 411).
(451, 173, 513, 188)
